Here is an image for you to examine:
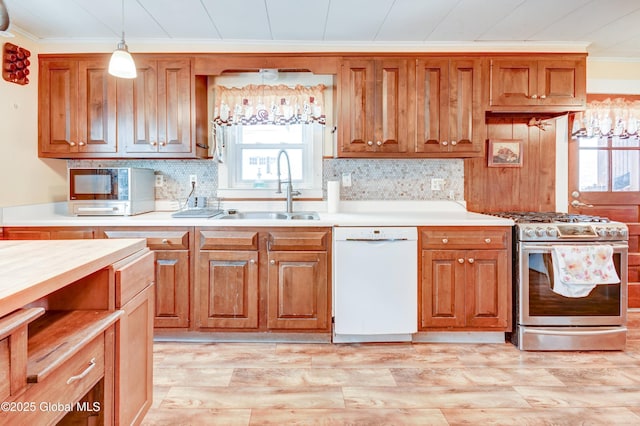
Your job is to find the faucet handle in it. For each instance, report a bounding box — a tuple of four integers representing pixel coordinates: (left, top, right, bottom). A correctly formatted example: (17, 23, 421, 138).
(291, 190, 301, 196)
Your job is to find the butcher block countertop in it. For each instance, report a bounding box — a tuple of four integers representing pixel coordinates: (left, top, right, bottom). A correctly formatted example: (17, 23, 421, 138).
(0, 238, 147, 318)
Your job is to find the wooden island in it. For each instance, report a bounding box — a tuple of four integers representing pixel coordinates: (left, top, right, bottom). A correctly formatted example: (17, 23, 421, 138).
(0, 239, 154, 425)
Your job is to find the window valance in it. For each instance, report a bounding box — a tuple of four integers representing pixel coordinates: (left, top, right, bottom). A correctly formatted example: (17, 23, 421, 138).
(212, 84, 326, 126)
(572, 98, 640, 139)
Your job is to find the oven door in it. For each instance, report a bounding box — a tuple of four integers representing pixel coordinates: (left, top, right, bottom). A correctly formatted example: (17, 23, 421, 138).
(519, 242, 628, 327)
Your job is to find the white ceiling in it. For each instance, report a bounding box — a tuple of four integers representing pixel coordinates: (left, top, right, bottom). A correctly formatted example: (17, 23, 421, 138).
(3, 0, 640, 59)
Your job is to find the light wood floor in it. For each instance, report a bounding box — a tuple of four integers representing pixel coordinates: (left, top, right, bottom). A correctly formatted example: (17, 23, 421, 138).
(142, 313, 640, 425)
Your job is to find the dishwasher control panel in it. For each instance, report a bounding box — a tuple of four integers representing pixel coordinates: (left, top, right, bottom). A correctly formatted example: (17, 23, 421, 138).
(334, 227, 417, 241)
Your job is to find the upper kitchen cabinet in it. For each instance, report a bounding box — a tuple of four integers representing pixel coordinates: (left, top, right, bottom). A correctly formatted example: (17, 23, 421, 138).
(338, 58, 410, 157)
(39, 57, 117, 157)
(117, 57, 194, 157)
(489, 55, 586, 112)
(415, 58, 484, 157)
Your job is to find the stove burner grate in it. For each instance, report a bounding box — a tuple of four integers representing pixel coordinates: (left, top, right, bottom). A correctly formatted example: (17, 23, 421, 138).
(487, 211, 611, 224)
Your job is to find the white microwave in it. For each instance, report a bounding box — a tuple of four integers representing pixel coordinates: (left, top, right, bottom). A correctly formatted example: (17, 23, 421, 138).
(68, 167, 155, 216)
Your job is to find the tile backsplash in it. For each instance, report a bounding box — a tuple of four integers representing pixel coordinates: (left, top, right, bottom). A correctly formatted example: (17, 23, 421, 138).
(68, 158, 464, 203)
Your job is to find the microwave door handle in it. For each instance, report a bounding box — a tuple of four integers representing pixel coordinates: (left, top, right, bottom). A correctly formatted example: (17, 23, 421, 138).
(77, 207, 119, 213)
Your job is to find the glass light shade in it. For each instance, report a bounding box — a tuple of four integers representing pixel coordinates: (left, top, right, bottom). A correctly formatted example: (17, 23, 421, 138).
(108, 42, 136, 79)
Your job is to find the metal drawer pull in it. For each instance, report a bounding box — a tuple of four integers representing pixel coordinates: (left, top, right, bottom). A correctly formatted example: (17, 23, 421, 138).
(485, 238, 491, 243)
(442, 238, 448, 244)
(250, 259, 256, 264)
(66, 358, 96, 384)
(270, 260, 275, 265)
(468, 258, 475, 264)
(458, 258, 464, 264)
(162, 238, 169, 244)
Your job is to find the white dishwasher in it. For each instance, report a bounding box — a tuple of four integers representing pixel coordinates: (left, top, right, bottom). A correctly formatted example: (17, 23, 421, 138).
(333, 227, 418, 343)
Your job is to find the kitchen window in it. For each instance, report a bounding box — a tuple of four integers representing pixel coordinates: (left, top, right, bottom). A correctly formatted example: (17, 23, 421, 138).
(211, 73, 331, 199)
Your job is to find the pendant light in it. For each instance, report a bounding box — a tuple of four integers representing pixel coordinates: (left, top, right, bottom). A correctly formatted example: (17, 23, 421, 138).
(0, 0, 10, 32)
(108, 0, 136, 78)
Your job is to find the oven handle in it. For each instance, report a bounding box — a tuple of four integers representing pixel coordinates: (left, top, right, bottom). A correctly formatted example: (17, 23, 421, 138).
(520, 242, 628, 251)
(525, 327, 627, 336)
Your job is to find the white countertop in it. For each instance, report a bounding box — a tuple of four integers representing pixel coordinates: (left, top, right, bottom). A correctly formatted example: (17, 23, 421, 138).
(0, 201, 514, 227)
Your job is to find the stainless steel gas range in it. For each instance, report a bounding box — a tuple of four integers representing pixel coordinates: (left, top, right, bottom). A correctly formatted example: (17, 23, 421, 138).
(489, 212, 629, 351)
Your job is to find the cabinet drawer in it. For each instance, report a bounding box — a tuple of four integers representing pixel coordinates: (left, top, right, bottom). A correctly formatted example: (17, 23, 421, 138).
(268, 230, 329, 251)
(199, 230, 259, 250)
(114, 249, 155, 308)
(103, 229, 190, 250)
(2, 334, 105, 424)
(421, 228, 508, 249)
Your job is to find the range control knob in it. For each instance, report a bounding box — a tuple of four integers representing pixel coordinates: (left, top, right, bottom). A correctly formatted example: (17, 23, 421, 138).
(619, 228, 628, 237)
(535, 227, 546, 237)
(608, 228, 618, 237)
(595, 227, 608, 237)
(546, 228, 558, 237)
(524, 228, 536, 237)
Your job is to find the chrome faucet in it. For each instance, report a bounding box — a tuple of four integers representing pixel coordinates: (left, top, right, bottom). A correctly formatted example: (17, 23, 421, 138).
(276, 149, 300, 213)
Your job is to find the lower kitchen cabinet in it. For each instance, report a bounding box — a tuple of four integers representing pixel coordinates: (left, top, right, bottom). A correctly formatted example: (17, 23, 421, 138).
(195, 227, 331, 333)
(419, 227, 511, 331)
(3, 226, 97, 239)
(101, 227, 192, 329)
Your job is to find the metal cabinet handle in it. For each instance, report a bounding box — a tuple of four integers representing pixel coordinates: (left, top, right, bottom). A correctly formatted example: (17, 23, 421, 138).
(540, 95, 546, 99)
(160, 141, 167, 146)
(250, 259, 256, 264)
(67, 141, 76, 146)
(367, 141, 373, 146)
(531, 94, 538, 99)
(78, 141, 85, 146)
(150, 141, 157, 146)
(485, 238, 491, 244)
(441, 141, 448, 146)
(161, 238, 169, 244)
(441, 238, 448, 244)
(468, 258, 475, 264)
(450, 140, 457, 146)
(66, 358, 96, 384)
(458, 258, 464, 264)
(270, 260, 275, 265)
(376, 141, 382, 146)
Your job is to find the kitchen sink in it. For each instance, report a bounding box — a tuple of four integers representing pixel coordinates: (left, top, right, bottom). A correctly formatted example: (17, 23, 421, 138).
(217, 211, 320, 220)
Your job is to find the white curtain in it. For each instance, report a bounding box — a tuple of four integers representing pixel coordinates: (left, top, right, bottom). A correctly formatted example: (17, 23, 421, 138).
(572, 98, 640, 138)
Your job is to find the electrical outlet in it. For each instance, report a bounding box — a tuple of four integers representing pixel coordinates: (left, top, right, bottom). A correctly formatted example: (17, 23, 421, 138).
(155, 174, 164, 187)
(431, 178, 445, 191)
(342, 172, 352, 187)
(189, 174, 197, 186)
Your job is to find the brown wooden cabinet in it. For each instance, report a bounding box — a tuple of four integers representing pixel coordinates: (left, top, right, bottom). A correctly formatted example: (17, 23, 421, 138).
(489, 56, 586, 111)
(196, 229, 260, 329)
(415, 58, 484, 157)
(195, 227, 331, 333)
(419, 227, 511, 331)
(117, 57, 194, 156)
(3, 226, 97, 240)
(266, 231, 330, 331)
(39, 56, 117, 157)
(339, 58, 410, 156)
(102, 228, 192, 329)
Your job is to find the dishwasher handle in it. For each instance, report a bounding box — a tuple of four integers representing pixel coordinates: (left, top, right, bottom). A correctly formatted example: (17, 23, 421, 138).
(345, 238, 409, 242)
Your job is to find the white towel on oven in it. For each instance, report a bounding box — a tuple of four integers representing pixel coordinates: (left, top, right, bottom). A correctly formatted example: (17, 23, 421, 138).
(551, 245, 620, 298)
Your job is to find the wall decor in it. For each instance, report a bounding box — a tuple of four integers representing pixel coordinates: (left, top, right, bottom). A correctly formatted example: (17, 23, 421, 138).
(488, 139, 523, 167)
(2, 42, 31, 85)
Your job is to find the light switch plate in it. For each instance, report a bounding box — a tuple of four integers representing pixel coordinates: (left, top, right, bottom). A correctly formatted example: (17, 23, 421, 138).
(431, 178, 444, 191)
(342, 172, 352, 187)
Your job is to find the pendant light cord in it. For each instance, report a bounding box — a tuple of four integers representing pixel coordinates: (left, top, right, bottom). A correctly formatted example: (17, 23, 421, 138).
(120, 0, 125, 43)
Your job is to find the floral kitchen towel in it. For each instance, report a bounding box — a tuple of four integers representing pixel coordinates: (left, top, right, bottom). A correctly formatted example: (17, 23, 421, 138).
(551, 245, 620, 298)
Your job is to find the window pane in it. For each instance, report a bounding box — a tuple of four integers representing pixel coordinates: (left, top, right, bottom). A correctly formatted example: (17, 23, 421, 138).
(242, 124, 303, 145)
(579, 149, 609, 192)
(241, 149, 303, 182)
(612, 149, 640, 191)
(578, 136, 607, 148)
(612, 136, 640, 148)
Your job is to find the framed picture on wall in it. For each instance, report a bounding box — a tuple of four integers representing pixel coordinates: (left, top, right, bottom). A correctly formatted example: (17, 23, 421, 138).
(488, 139, 523, 167)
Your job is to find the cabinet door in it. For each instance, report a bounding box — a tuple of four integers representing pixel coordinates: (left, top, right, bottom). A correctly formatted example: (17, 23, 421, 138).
(340, 59, 376, 153)
(77, 60, 117, 153)
(415, 58, 449, 154)
(489, 59, 537, 107)
(115, 284, 154, 426)
(39, 59, 79, 155)
(155, 250, 190, 328)
(465, 250, 509, 328)
(374, 59, 409, 154)
(267, 251, 329, 330)
(537, 59, 586, 107)
(447, 59, 483, 156)
(420, 250, 466, 328)
(118, 59, 159, 154)
(3, 227, 95, 240)
(157, 59, 192, 154)
(197, 250, 259, 329)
